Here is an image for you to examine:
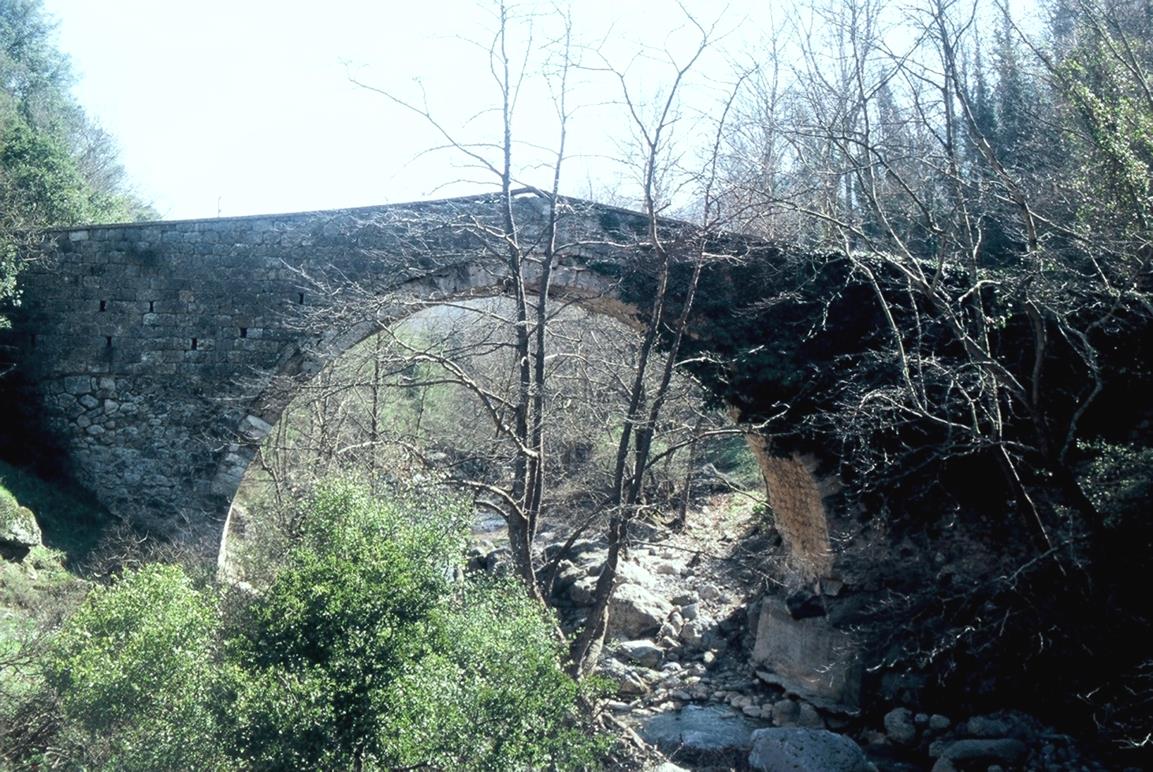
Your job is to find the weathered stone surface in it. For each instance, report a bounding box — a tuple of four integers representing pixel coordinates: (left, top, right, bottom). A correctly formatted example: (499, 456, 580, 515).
(748, 728, 875, 772)
(597, 657, 650, 696)
(639, 705, 760, 761)
(883, 707, 918, 745)
(752, 598, 862, 710)
(0, 489, 42, 560)
(609, 583, 673, 640)
(616, 639, 664, 668)
(0, 192, 839, 578)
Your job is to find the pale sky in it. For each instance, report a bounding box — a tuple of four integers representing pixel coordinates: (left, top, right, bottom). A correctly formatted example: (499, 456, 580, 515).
(42, 1, 773, 221)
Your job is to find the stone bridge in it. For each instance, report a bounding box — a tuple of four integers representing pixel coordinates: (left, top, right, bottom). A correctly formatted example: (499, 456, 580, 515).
(0, 191, 835, 576)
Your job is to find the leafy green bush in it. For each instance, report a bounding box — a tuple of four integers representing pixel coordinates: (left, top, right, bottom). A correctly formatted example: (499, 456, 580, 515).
(226, 481, 602, 770)
(27, 480, 604, 771)
(44, 563, 227, 771)
(381, 579, 606, 770)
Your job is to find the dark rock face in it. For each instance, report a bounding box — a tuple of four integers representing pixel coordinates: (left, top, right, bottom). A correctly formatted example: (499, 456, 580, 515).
(748, 727, 875, 772)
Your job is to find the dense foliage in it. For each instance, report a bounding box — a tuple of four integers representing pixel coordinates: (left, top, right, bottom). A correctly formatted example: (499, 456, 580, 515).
(2, 481, 602, 770)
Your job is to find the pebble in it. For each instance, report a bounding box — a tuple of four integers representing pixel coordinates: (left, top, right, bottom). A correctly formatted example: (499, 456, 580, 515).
(929, 714, 951, 731)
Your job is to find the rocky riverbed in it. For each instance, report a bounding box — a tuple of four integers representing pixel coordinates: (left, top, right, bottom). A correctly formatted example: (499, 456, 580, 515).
(468, 496, 1127, 771)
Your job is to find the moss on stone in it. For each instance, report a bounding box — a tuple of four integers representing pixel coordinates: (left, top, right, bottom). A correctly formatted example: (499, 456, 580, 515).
(0, 485, 42, 562)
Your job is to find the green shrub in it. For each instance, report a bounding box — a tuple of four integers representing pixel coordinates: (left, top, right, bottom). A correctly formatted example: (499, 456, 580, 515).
(19, 481, 603, 770)
(379, 579, 607, 770)
(44, 563, 228, 771)
(226, 480, 602, 770)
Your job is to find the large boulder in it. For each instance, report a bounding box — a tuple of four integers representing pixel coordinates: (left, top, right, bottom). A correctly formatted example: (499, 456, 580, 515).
(752, 598, 862, 710)
(639, 705, 761, 765)
(608, 582, 673, 640)
(0, 488, 42, 561)
(616, 639, 664, 668)
(748, 728, 875, 772)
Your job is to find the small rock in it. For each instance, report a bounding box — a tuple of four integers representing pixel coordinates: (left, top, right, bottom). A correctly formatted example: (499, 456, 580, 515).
(679, 617, 715, 649)
(702, 650, 717, 666)
(883, 707, 918, 746)
(742, 705, 762, 717)
(597, 658, 649, 696)
(772, 699, 800, 727)
(929, 714, 951, 732)
(0, 491, 42, 561)
(671, 591, 698, 606)
(551, 561, 584, 593)
(615, 560, 659, 589)
(797, 702, 825, 729)
(698, 583, 721, 601)
(964, 715, 1012, 739)
(609, 583, 674, 640)
(681, 602, 700, 621)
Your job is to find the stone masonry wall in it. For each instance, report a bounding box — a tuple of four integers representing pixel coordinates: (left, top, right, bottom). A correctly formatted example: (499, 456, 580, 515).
(0, 195, 572, 542)
(0, 192, 839, 577)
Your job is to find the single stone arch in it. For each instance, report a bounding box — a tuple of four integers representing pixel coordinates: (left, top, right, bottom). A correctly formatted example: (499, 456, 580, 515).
(0, 190, 839, 580)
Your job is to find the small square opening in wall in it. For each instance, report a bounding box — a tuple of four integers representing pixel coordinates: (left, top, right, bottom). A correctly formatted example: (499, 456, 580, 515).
(99, 300, 107, 312)
(191, 338, 198, 350)
(298, 292, 305, 304)
(240, 327, 248, 338)
(105, 336, 112, 348)
(149, 300, 155, 312)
